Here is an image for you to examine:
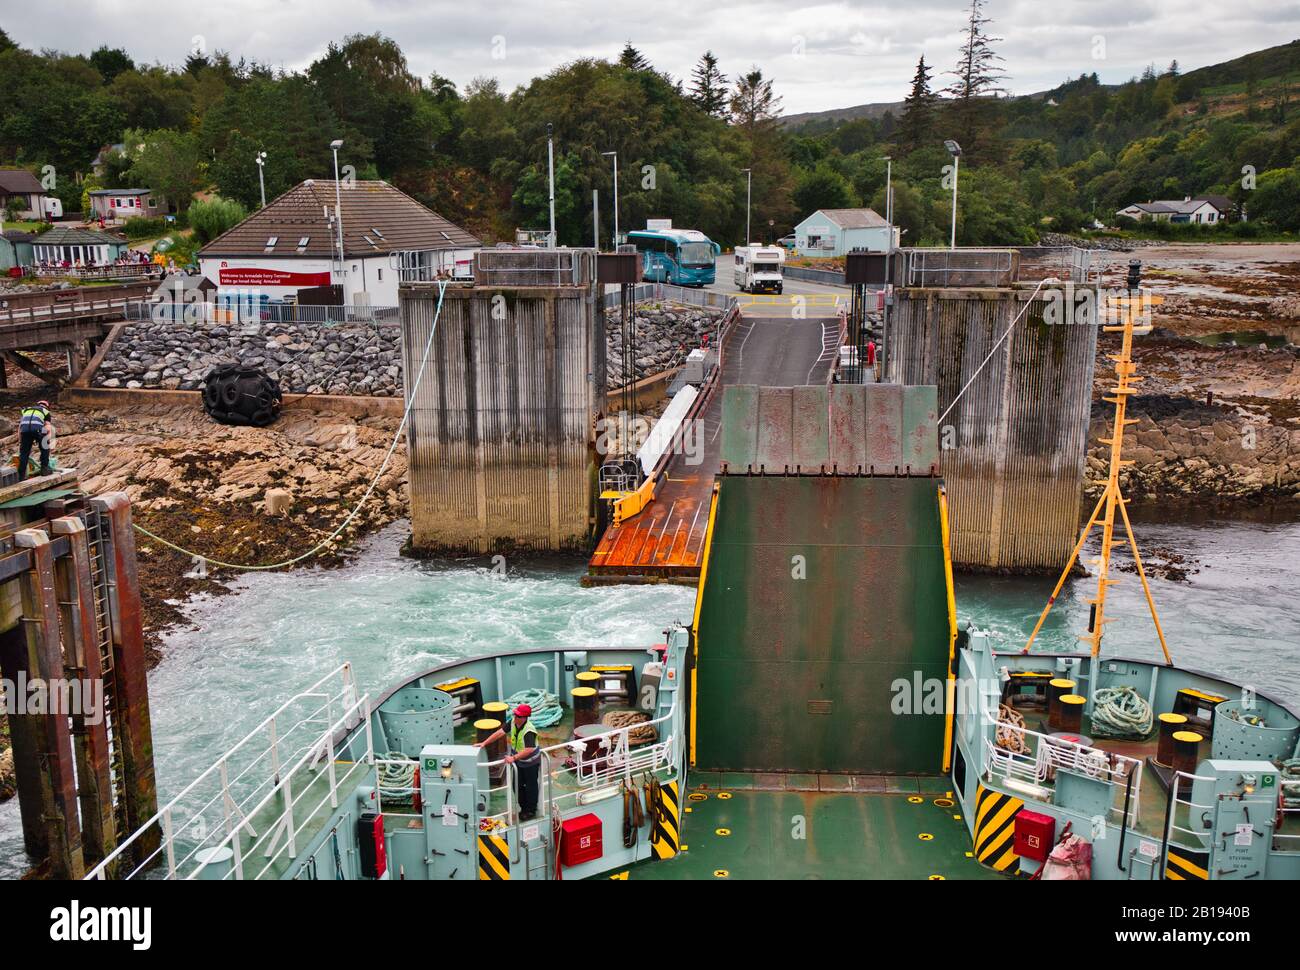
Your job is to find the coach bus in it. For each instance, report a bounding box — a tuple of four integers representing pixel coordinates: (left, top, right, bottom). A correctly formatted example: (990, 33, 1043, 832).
(627, 226, 720, 286)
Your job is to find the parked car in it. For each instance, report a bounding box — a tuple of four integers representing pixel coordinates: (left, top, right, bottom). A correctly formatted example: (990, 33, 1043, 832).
(777, 234, 796, 250)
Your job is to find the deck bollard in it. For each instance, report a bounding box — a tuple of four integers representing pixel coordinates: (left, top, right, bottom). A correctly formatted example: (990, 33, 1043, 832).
(476, 719, 505, 785)
(1047, 678, 1077, 730)
(1155, 712, 1189, 767)
(572, 686, 599, 728)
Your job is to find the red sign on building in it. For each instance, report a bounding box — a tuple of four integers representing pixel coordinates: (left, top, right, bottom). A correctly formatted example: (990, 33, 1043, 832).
(217, 266, 332, 287)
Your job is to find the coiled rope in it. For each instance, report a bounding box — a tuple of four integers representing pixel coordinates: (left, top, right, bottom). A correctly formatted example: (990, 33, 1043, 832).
(1090, 686, 1153, 738)
(377, 752, 417, 803)
(131, 280, 451, 570)
(504, 687, 563, 729)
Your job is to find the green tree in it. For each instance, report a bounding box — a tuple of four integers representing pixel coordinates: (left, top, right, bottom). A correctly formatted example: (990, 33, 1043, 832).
(125, 128, 203, 210)
(689, 51, 728, 118)
(188, 195, 248, 243)
(793, 162, 854, 214)
(89, 46, 133, 83)
(944, 0, 1007, 159)
(730, 67, 795, 231)
(1249, 166, 1300, 230)
(619, 43, 649, 71)
(897, 55, 938, 154)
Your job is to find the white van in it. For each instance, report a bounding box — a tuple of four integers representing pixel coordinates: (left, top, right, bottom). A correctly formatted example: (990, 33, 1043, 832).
(733, 244, 784, 294)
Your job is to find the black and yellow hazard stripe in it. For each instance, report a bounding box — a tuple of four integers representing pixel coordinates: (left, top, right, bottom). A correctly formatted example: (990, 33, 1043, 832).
(973, 785, 1024, 873)
(478, 832, 511, 880)
(1165, 847, 1209, 881)
(650, 780, 681, 859)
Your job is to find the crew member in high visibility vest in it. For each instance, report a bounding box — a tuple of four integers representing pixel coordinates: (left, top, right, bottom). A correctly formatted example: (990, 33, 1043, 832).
(17, 400, 53, 480)
(476, 703, 541, 820)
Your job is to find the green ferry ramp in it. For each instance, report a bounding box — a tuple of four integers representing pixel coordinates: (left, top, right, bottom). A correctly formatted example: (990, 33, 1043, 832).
(641, 382, 1001, 879)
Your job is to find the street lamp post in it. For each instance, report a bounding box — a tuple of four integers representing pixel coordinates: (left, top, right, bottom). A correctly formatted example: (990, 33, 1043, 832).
(546, 124, 556, 249)
(944, 140, 962, 250)
(601, 151, 619, 249)
(880, 155, 893, 248)
(741, 168, 752, 244)
(330, 139, 345, 278)
(255, 151, 267, 208)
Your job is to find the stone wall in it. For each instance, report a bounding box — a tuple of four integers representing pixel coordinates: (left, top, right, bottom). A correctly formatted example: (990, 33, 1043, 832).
(1087, 397, 1300, 501)
(604, 303, 725, 387)
(93, 320, 406, 396)
(92, 302, 726, 396)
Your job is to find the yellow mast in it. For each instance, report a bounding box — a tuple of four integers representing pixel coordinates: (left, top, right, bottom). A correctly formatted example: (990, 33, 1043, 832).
(1023, 266, 1172, 666)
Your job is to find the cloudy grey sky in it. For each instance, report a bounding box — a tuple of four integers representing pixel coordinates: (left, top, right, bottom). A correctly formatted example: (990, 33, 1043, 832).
(3, 1, 1294, 114)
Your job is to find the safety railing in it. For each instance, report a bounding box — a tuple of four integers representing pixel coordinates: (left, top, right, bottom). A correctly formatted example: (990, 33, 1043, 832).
(1161, 769, 1216, 872)
(901, 248, 1017, 287)
(127, 300, 401, 327)
(603, 281, 736, 312)
(31, 263, 163, 282)
(85, 664, 370, 880)
(1274, 770, 1300, 851)
(986, 719, 1143, 827)
(474, 248, 594, 286)
(475, 695, 681, 830)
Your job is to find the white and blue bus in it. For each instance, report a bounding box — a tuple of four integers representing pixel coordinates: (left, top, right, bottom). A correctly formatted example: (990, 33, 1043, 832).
(627, 227, 720, 286)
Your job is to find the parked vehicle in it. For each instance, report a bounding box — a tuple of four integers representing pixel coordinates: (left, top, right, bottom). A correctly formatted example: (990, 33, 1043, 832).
(733, 244, 785, 294)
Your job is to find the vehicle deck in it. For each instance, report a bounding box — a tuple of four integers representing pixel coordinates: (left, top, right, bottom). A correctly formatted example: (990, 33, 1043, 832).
(621, 772, 999, 880)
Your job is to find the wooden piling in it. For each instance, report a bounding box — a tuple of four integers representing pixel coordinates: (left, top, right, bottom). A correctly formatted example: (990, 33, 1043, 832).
(14, 528, 85, 879)
(50, 515, 117, 869)
(91, 493, 159, 865)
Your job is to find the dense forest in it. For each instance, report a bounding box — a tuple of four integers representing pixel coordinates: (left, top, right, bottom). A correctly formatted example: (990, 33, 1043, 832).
(1, 6, 1298, 249)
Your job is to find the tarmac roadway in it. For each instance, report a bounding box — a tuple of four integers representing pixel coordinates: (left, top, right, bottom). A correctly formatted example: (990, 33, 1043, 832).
(587, 254, 843, 583)
(704, 252, 848, 319)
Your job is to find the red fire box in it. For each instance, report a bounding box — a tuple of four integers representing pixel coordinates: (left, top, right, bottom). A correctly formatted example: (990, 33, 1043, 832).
(1014, 810, 1055, 862)
(560, 813, 603, 867)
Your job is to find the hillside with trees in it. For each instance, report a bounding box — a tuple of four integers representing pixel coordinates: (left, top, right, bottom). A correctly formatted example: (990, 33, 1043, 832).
(0, 11, 1297, 249)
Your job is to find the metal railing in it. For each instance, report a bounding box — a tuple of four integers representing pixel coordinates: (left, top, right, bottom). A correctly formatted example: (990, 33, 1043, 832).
(126, 301, 400, 327)
(85, 664, 369, 881)
(1275, 770, 1300, 851)
(31, 264, 163, 282)
(902, 248, 1017, 287)
(477, 695, 681, 830)
(603, 281, 736, 312)
(474, 248, 593, 286)
(1161, 769, 1215, 872)
(986, 718, 1143, 827)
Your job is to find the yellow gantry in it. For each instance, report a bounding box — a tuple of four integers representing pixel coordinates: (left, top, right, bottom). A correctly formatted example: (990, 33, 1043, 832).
(1022, 291, 1172, 666)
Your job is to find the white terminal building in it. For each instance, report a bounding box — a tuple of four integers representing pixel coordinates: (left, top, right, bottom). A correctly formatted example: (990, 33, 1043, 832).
(198, 179, 481, 307)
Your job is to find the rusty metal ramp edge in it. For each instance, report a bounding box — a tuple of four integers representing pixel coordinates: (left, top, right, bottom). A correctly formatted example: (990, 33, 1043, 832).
(693, 384, 949, 775)
(719, 384, 939, 475)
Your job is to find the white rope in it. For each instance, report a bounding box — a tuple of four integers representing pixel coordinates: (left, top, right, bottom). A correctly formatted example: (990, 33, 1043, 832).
(133, 280, 449, 571)
(937, 276, 1056, 425)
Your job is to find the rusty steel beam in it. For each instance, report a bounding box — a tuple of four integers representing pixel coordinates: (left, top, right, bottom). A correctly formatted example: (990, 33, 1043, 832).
(90, 493, 159, 864)
(51, 516, 117, 870)
(13, 528, 85, 879)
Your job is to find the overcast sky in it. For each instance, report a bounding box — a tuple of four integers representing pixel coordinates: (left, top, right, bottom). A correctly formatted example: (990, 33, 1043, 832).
(3, 1, 1294, 114)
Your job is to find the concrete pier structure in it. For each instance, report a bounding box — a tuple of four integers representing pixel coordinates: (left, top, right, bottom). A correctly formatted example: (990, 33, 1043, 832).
(886, 279, 1098, 572)
(399, 250, 606, 555)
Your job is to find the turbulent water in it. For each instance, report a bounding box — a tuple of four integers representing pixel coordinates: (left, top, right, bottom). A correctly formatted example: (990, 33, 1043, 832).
(2, 512, 1297, 878)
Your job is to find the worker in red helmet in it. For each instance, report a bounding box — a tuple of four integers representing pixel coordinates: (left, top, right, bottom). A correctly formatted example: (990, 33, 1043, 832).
(476, 702, 541, 820)
(17, 399, 54, 480)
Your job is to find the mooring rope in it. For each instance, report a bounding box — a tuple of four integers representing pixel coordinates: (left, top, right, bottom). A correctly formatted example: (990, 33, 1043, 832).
(504, 688, 564, 729)
(131, 280, 450, 571)
(1090, 685, 1154, 738)
(937, 276, 1056, 425)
